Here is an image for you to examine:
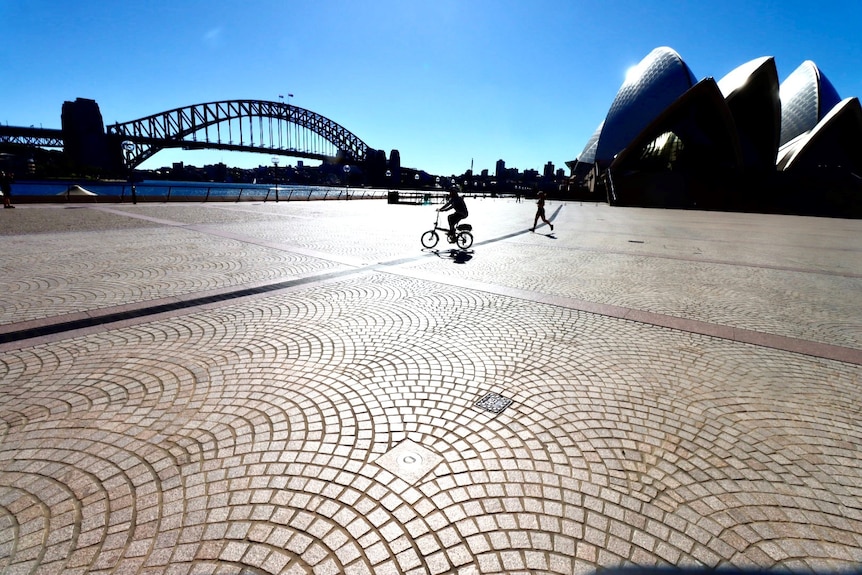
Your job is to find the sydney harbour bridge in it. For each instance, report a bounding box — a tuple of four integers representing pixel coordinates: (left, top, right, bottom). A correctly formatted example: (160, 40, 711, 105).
(0, 97, 397, 180)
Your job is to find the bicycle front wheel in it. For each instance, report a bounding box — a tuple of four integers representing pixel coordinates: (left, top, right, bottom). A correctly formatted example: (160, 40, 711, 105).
(421, 230, 439, 248)
(456, 231, 473, 249)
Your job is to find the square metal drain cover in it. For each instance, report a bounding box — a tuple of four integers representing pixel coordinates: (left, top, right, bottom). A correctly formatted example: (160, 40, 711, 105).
(373, 440, 443, 485)
(475, 392, 513, 414)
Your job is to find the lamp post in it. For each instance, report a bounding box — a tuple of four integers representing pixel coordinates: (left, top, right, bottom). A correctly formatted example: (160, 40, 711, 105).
(343, 165, 351, 200)
(121, 140, 136, 204)
(271, 157, 280, 202)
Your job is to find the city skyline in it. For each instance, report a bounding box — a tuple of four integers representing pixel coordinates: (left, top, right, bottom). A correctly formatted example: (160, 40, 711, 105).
(2, 0, 862, 177)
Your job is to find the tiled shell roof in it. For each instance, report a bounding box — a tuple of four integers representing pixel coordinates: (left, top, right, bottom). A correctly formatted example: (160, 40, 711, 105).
(574, 47, 854, 176)
(593, 47, 698, 164)
(717, 56, 773, 98)
(577, 121, 603, 164)
(779, 60, 841, 146)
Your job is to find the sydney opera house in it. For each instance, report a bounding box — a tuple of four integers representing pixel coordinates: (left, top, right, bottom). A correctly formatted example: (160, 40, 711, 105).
(567, 47, 862, 218)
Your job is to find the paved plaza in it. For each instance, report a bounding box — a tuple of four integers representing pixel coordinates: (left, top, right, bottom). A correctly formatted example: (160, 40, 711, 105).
(1, 197, 861, 575)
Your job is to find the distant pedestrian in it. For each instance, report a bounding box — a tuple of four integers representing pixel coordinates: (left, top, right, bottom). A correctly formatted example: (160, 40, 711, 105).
(1, 171, 13, 208)
(531, 191, 552, 232)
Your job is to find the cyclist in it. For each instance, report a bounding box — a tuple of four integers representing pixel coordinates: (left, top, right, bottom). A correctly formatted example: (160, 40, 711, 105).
(438, 187, 468, 243)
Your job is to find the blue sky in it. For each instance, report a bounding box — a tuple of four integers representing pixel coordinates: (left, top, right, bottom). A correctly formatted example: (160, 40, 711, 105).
(2, 0, 861, 177)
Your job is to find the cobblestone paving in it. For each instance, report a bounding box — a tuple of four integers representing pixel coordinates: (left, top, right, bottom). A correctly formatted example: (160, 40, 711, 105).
(402, 241, 862, 350)
(0, 200, 861, 574)
(0, 224, 347, 325)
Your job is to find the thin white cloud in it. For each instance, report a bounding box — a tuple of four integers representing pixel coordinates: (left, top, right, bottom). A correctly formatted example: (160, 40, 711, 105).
(203, 27, 223, 48)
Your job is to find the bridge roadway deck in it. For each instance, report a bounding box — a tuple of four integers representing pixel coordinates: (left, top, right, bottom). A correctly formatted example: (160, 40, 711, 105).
(0, 199, 861, 574)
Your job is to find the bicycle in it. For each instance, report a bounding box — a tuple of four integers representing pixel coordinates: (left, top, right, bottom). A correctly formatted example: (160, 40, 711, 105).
(421, 210, 474, 249)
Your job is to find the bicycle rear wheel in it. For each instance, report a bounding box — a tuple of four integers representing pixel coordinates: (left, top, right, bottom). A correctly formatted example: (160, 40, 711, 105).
(456, 231, 473, 249)
(421, 230, 439, 248)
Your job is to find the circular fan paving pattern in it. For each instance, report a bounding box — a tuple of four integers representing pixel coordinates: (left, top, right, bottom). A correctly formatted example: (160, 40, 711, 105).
(1, 201, 860, 574)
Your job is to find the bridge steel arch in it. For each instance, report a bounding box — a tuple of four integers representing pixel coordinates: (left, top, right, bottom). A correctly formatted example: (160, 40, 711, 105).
(0, 126, 64, 148)
(106, 99, 372, 169)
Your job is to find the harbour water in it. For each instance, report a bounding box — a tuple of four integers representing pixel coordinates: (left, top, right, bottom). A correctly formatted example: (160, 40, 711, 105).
(9, 180, 391, 202)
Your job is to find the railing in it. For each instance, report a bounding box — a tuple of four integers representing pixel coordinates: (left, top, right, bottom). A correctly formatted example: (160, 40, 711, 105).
(8, 181, 524, 204)
(605, 169, 617, 204)
(387, 191, 437, 205)
(7, 181, 393, 203)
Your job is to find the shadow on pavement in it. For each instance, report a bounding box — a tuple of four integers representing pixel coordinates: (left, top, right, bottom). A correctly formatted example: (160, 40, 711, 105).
(431, 248, 474, 264)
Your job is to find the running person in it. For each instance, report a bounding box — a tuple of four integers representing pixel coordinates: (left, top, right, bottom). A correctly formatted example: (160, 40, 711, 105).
(531, 191, 553, 232)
